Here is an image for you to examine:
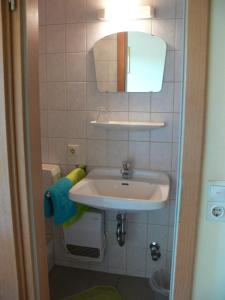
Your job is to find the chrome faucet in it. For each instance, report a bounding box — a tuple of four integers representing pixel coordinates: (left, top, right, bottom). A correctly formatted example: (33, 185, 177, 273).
(121, 160, 132, 179)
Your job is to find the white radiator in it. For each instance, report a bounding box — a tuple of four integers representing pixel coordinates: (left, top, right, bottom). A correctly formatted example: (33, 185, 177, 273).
(63, 211, 105, 262)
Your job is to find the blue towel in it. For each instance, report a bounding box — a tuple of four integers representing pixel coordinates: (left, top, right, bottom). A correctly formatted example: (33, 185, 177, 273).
(44, 177, 76, 225)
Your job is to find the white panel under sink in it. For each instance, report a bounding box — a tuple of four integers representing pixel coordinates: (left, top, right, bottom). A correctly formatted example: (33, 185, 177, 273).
(64, 211, 105, 262)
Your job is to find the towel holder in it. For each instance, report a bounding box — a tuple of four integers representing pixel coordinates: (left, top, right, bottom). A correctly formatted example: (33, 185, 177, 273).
(46, 191, 51, 198)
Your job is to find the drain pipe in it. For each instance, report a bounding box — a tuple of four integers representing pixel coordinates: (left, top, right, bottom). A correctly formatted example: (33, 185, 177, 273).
(116, 214, 126, 246)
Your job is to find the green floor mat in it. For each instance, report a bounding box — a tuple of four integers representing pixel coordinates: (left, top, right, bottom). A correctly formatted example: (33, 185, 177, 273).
(63, 286, 122, 300)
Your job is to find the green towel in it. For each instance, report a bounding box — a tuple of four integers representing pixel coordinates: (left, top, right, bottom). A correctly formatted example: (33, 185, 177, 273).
(44, 177, 76, 225)
(63, 286, 122, 300)
(63, 167, 89, 228)
(63, 203, 89, 228)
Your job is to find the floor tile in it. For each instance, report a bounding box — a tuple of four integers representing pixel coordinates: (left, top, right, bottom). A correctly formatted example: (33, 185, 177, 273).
(49, 265, 153, 300)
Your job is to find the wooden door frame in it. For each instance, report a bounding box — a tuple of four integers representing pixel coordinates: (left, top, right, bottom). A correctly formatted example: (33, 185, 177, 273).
(0, 0, 49, 299)
(0, 0, 210, 299)
(173, 0, 210, 299)
(0, 2, 22, 298)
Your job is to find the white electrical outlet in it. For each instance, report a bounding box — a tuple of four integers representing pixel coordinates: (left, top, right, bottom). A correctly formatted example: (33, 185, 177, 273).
(207, 202, 225, 222)
(206, 181, 225, 222)
(68, 144, 80, 156)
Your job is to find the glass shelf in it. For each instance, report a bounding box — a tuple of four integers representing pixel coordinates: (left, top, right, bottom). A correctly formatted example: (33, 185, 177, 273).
(90, 120, 165, 129)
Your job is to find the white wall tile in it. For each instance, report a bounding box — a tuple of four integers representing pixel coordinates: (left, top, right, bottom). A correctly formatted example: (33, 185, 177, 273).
(48, 138, 67, 164)
(66, 24, 86, 53)
(39, 83, 48, 110)
(48, 111, 67, 137)
(46, 0, 65, 24)
(169, 171, 177, 199)
(67, 138, 87, 165)
(126, 247, 146, 277)
(46, 25, 65, 53)
(66, 111, 86, 138)
(106, 141, 128, 167)
(174, 82, 182, 113)
(105, 220, 118, 246)
(86, 51, 96, 82)
(172, 142, 178, 171)
(148, 202, 170, 226)
(86, 111, 107, 140)
(163, 51, 175, 82)
(86, 82, 107, 110)
(105, 211, 118, 222)
(127, 223, 148, 248)
(175, 19, 184, 51)
(129, 141, 150, 169)
(108, 245, 126, 272)
(87, 140, 107, 166)
(65, 0, 86, 23)
(86, 0, 104, 21)
(45, 219, 54, 236)
(146, 250, 167, 277)
(60, 165, 76, 176)
(66, 53, 86, 82)
(41, 137, 49, 162)
(150, 142, 172, 171)
(153, 0, 176, 19)
(39, 26, 46, 53)
(87, 20, 147, 50)
(54, 224, 64, 238)
(148, 225, 169, 251)
(46, 54, 66, 81)
(151, 113, 173, 142)
(127, 212, 148, 224)
(152, 19, 175, 50)
(166, 251, 172, 274)
(38, 0, 46, 25)
(47, 82, 66, 110)
(169, 200, 176, 226)
(113, 20, 151, 37)
(39, 54, 47, 82)
(175, 51, 183, 82)
(107, 93, 129, 112)
(176, 0, 185, 18)
(86, 22, 113, 51)
(40, 110, 48, 137)
(173, 113, 180, 142)
(151, 82, 174, 113)
(167, 226, 174, 251)
(107, 112, 128, 141)
(129, 93, 151, 112)
(129, 112, 150, 142)
(54, 238, 68, 261)
(66, 82, 86, 111)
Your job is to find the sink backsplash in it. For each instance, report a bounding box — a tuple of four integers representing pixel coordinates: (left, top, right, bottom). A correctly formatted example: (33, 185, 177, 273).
(39, 0, 185, 278)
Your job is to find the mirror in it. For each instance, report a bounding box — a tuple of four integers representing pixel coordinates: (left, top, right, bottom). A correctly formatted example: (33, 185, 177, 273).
(93, 31, 167, 93)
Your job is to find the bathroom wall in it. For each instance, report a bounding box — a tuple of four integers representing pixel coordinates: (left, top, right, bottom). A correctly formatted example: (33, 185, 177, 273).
(38, 0, 185, 278)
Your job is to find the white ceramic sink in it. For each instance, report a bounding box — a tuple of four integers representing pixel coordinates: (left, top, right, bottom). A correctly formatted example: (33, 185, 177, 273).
(69, 168, 170, 212)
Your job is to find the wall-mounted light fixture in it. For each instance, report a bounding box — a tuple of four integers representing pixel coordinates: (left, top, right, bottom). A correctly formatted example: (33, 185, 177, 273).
(97, 5, 154, 21)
